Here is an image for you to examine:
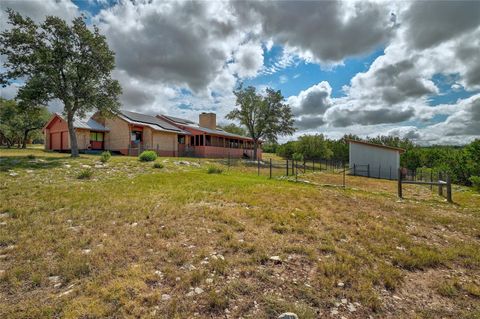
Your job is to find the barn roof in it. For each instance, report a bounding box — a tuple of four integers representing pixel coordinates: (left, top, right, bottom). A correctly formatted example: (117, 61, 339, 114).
(347, 139, 405, 153)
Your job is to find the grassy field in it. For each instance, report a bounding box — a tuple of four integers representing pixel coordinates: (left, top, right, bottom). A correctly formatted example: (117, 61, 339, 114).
(1, 148, 480, 318)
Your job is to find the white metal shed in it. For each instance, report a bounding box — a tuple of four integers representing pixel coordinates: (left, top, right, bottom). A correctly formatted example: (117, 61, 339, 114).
(348, 139, 405, 179)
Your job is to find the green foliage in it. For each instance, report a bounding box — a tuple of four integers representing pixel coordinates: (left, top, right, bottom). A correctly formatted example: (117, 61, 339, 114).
(470, 176, 480, 192)
(77, 168, 93, 180)
(100, 151, 111, 163)
(227, 85, 295, 159)
(207, 166, 223, 174)
(296, 134, 333, 159)
(0, 9, 122, 157)
(138, 151, 157, 162)
(0, 98, 50, 148)
(261, 142, 278, 154)
(292, 152, 304, 162)
(276, 141, 297, 159)
(219, 123, 247, 136)
(153, 162, 164, 169)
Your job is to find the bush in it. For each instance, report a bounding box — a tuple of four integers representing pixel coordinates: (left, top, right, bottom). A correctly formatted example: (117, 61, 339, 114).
(470, 176, 480, 191)
(77, 168, 93, 180)
(292, 152, 304, 162)
(139, 150, 157, 162)
(100, 151, 111, 163)
(153, 162, 164, 169)
(26, 154, 36, 160)
(207, 165, 223, 174)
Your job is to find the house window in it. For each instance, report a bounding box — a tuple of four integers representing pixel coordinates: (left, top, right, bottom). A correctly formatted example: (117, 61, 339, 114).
(90, 132, 104, 141)
(178, 135, 185, 144)
(131, 131, 142, 143)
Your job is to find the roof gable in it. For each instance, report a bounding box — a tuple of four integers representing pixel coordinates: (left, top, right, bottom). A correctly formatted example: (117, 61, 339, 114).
(43, 113, 109, 132)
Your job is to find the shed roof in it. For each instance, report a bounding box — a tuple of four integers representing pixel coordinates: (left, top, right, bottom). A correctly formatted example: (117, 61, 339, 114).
(347, 139, 405, 153)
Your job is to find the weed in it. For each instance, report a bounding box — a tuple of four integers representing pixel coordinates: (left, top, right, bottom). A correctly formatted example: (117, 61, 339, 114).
(437, 280, 459, 297)
(26, 154, 36, 160)
(393, 246, 444, 270)
(206, 290, 229, 314)
(207, 165, 223, 174)
(77, 168, 93, 179)
(100, 151, 111, 163)
(153, 162, 164, 169)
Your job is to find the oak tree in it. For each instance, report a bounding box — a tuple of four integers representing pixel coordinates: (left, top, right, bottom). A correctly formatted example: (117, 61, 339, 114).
(0, 9, 121, 156)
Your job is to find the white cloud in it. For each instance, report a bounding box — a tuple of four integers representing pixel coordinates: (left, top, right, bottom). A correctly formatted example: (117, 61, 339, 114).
(231, 41, 264, 78)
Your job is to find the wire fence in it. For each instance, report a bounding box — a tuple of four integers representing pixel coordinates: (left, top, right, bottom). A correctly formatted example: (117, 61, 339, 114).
(213, 157, 348, 184)
(212, 157, 454, 202)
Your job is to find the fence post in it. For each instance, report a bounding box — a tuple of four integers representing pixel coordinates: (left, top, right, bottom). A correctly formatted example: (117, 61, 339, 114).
(446, 174, 452, 203)
(438, 172, 443, 196)
(398, 168, 403, 198)
(312, 159, 315, 172)
(295, 160, 298, 181)
(389, 166, 392, 180)
(353, 163, 356, 176)
(269, 158, 272, 179)
(343, 162, 346, 188)
(379, 165, 381, 179)
(430, 170, 433, 190)
(257, 157, 260, 176)
(286, 159, 289, 176)
(367, 164, 370, 178)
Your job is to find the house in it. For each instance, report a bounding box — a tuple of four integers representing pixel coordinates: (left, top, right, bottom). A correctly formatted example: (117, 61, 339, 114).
(158, 112, 260, 159)
(348, 139, 405, 179)
(43, 111, 260, 159)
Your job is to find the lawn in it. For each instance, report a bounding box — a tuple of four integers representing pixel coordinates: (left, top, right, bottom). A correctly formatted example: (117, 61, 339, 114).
(1, 148, 480, 318)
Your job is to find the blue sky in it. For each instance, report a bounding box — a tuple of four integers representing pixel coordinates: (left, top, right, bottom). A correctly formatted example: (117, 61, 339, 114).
(1, 0, 480, 145)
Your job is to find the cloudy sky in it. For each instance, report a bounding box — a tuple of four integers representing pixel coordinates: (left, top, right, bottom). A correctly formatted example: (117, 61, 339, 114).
(1, 0, 480, 145)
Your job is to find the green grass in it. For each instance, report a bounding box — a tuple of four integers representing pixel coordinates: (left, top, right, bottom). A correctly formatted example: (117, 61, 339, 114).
(1, 148, 480, 318)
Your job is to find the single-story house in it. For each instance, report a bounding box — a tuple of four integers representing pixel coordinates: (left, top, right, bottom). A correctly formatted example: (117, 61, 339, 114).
(158, 112, 260, 159)
(348, 139, 405, 179)
(43, 111, 260, 159)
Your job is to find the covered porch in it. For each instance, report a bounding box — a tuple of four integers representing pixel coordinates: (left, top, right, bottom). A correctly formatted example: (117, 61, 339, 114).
(177, 133, 261, 159)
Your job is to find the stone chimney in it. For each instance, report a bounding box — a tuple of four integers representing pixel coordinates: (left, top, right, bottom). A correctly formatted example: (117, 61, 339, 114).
(199, 112, 216, 130)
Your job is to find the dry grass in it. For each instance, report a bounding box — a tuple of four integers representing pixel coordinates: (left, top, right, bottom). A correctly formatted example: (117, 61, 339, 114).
(1, 148, 480, 318)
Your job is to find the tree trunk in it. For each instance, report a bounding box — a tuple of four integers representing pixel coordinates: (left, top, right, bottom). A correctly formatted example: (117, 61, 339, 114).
(253, 140, 258, 160)
(67, 111, 79, 157)
(22, 130, 29, 149)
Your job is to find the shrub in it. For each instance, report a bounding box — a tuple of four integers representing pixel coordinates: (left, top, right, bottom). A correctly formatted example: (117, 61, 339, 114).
(292, 152, 304, 162)
(26, 154, 36, 160)
(77, 168, 93, 180)
(153, 162, 164, 169)
(100, 151, 111, 163)
(207, 165, 223, 174)
(470, 176, 480, 191)
(139, 150, 157, 162)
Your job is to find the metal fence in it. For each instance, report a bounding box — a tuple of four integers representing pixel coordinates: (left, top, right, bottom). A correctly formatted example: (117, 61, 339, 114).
(214, 157, 347, 183)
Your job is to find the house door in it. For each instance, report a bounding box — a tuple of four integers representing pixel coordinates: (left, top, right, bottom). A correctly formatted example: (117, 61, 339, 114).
(90, 132, 104, 150)
(61, 131, 69, 150)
